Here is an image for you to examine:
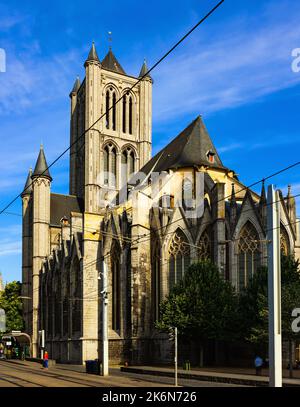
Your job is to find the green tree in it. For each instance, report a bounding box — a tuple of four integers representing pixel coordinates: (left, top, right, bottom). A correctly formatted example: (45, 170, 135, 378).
(239, 255, 300, 377)
(0, 281, 24, 332)
(156, 261, 238, 365)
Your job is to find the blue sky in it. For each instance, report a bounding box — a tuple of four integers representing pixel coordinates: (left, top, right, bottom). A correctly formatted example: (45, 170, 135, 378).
(0, 0, 300, 283)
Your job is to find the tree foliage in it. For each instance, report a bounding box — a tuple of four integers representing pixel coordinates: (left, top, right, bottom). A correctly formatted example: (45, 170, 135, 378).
(156, 261, 238, 342)
(0, 281, 24, 332)
(239, 255, 300, 345)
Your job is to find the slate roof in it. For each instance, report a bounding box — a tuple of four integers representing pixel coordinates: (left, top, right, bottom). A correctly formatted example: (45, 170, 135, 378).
(139, 59, 151, 79)
(102, 48, 126, 74)
(21, 168, 33, 196)
(32, 145, 52, 180)
(70, 77, 81, 96)
(137, 116, 227, 178)
(50, 193, 84, 226)
(85, 42, 100, 64)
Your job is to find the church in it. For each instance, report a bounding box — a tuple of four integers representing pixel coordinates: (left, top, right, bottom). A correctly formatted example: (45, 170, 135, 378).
(21, 43, 300, 365)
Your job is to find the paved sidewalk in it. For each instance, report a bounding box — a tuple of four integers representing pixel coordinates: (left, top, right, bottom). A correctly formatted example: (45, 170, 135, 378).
(120, 365, 300, 387)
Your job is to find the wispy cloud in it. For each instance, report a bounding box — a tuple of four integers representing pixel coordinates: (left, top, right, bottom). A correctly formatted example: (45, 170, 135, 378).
(0, 15, 26, 32)
(0, 47, 84, 115)
(152, 1, 300, 122)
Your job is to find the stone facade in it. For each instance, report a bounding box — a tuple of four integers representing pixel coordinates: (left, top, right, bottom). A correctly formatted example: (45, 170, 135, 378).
(22, 43, 300, 365)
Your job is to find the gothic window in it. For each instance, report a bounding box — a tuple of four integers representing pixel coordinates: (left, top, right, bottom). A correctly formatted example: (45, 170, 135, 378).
(197, 229, 211, 261)
(105, 91, 110, 129)
(103, 144, 117, 187)
(111, 240, 121, 332)
(238, 221, 260, 291)
(112, 92, 116, 131)
(168, 229, 190, 291)
(280, 226, 290, 255)
(129, 96, 133, 134)
(72, 258, 82, 334)
(122, 95, 126, 133)
(151, 236, 161, 322)
(121, 146, 135, 185)
(122, 92, 134, 134)
(105, 87, 117, 131)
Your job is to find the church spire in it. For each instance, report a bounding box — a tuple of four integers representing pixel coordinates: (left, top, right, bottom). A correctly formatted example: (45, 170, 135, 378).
(84, 42, 101, 66)
(259, 180, 267, 229)
(21, 168, 33, 197)
(260, 179, 267, 206)
(32, 145, 52, 181)
(139, 59, 152, 80)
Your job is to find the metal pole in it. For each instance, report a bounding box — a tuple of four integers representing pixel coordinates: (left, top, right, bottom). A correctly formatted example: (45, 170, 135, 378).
(102, 258, 109, 376)
(175, 327, 178, 386)
(267, 185, 282, 387)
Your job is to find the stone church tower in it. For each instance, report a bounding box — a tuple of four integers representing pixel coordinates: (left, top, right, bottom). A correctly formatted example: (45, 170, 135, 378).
(69, 43, 152, 209)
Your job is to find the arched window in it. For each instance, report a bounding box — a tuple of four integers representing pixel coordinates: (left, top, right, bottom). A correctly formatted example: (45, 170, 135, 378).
(105, 91, 110, 129)
(72, 258, 81, 334)
(168, 229, 190, 291)
(197, 229, 211, 261)
(280, 225, 290, 255)
(122, 92, 134, 134)
(105, 87, 117, 131)
(112, 92, 117, 130)
(151, 235, 161, 322)
(111, 240, 121, 331)
(129, 96, 133, 134)
(238, 221, 260, 291)
(121, 146, 135, 185)
(122, 95, 126, 133)
(103, 144, 117, 187)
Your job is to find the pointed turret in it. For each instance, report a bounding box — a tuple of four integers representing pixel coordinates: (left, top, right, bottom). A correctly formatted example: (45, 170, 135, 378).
(259, 179, 267, 207)
(102, 48, 125, 74)
(21, 168, 33, 197)
(139, 59, 152, 80)
(286, 185, 296, 232)
(69, 76, 81, 97)
(84, 42, 101, 67)
(32, 145, 52, 181)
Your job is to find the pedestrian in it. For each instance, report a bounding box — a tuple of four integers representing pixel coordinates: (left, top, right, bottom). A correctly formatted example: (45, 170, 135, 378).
(43, 349, 49, 369)
(254, 355, 263, 376)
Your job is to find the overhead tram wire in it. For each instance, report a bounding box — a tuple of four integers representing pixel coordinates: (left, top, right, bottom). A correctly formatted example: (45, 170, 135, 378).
(0, 0, 225, 217)
(6, 183, 300, 245)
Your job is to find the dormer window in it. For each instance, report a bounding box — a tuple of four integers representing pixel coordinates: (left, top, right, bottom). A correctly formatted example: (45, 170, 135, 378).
(206, 150, 215, 164)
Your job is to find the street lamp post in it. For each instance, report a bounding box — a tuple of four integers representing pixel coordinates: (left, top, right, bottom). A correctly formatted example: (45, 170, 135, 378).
(101, 258, 109, 376)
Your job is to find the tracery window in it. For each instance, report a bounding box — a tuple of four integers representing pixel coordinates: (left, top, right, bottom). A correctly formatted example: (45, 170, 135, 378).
(280, 226, 290, 255)
(168, 229, 190, 291)
(238, 222, 260, 291)
(197, 229, 211, 261)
